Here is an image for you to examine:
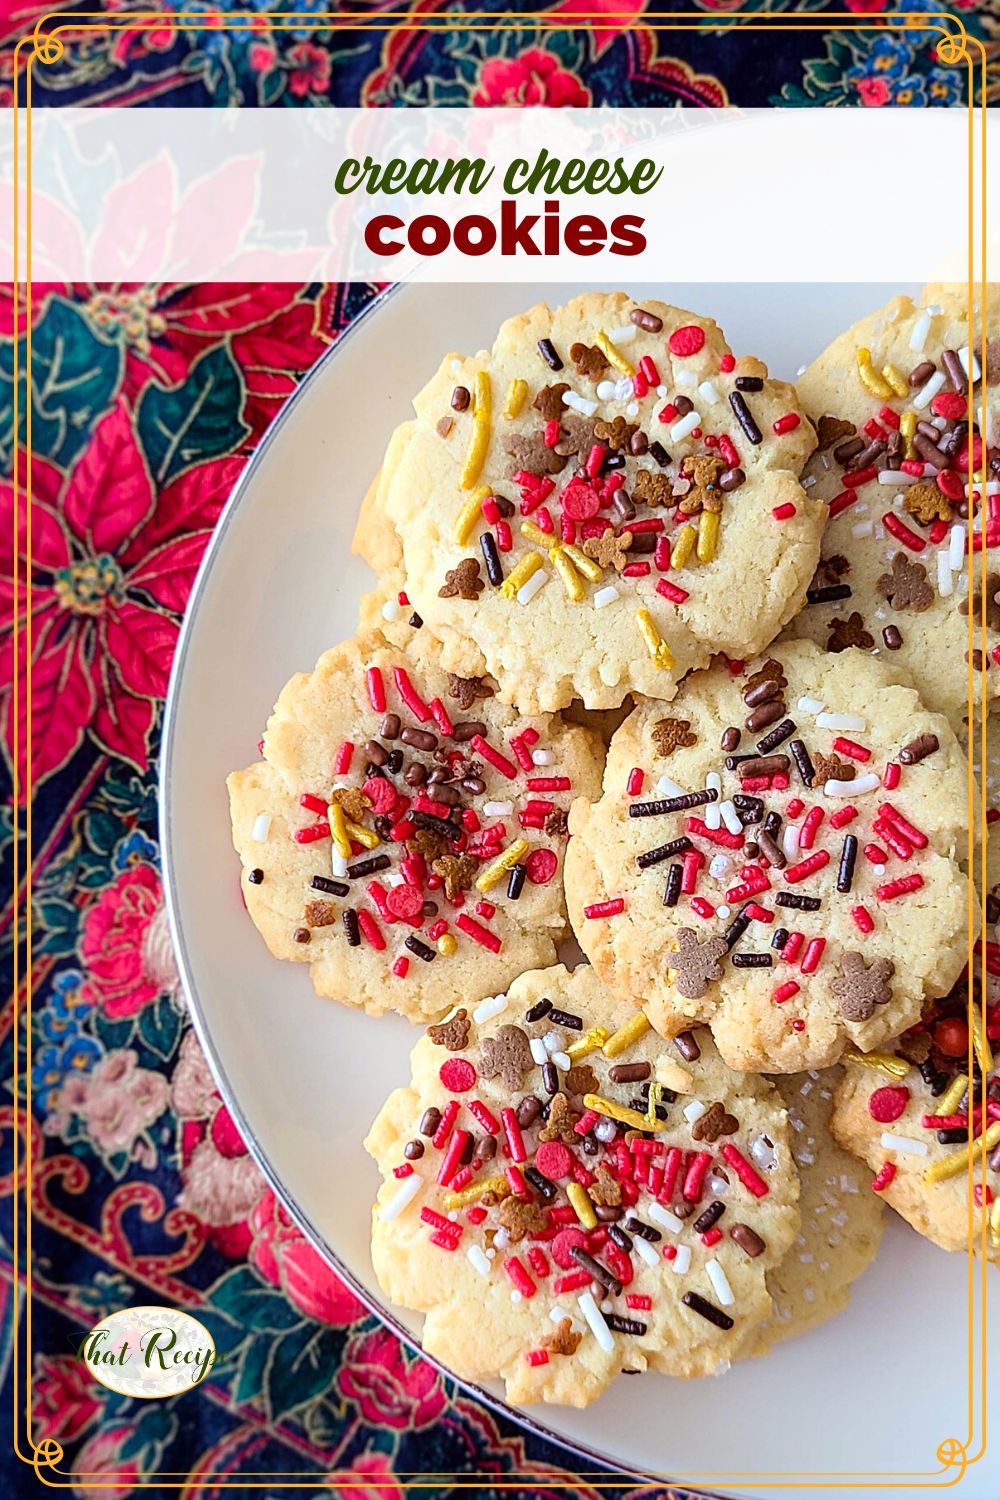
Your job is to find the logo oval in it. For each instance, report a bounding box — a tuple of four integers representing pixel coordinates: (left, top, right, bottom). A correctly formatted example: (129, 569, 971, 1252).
(80, 1306, 218, 1398)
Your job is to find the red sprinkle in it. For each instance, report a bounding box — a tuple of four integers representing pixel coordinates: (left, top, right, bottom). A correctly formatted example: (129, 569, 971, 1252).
(830, 804, 858, 829)
(882, 761, 901, 790)
(876, 873, 924, 901)
(584, 897, 624, 919)
(843, 464, 878, 489)
(799, 936, 826, 975)
(500, 1106, 526, 1164)
(682, 1151, 712, 1202)
(525, 848, 558, 885)
(504, 1256, 536, 1298)
(868, 1086, 910, 1124)
(293, 822, 331, 844)
(333, 741, 354, 776)
(720, 354, 736, 374)
(456, 914, 502, 953)
(882, 513, 926, 552)
(828, 491, 857, 519)
(439, 1058, 477, 1093)
(832, 736, 870, 764)
(367, 667, 386, 712)
(536, 1141, 573, 1181)
(720, 1143, 769, 1198)
(386, 882, 423, 923)
(772, 503, 797, 521)
(669, 324, 706, 357)
(773, 980, 800, 1005)
(393, 667, 430, 722)
(356, 911, 385, 950)
(773, 413, 801, 435)
(871, 1162, 897, 1193)
(470, 734, 518, 780)
(851, 905, 875, 934)
(783, 850, 830, 884)
(392, 956, 409, 979)
(525, 1348, 549, 1367)
(627, 767, 645, 797)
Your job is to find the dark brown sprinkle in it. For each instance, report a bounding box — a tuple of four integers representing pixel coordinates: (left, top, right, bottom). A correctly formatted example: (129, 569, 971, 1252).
(524, 1166, 556, 1201)
(637, 835, 693, 870)
(292, 926, 310, 944)
(663, 862, 683, 907)
(605, 1314, 647, 1336)
(343, 909, 360, 947)
(569, 1247, 622, 1296)
(721, 726, 741, 753)
(789, 739, 816, 787)
(772, 927, 789, 951)
(524, 997, 553, 1023)
(363, 739, 388, 766)
(462, 775, 487, 796)
(412, 810, 462, 841)
(916, 421, 943, 443)
(722, 910, 750, 952)
(542, 1061, 559, 1095)
(673, 394, 694, 418)
(734, 375, 763, 392)
(718, 466, 746, 492)
(919, 1058, 947, 1096)
(729, 390, 762, 445)
(776, 892, 821, 912)
(837, 833, 858, 894)
(451, 720, 486, 743)
(673, 1029, 701, 1063)
(743, 675, 784, 709)
(401, 727, 437, 752)
(899, 732, 939, 765)
(763, 810, 782, 838)
(594, 1204, 623, 1222)
(938, 424, 965, 460)
(630, 430, 649, 456)
(507, 862, 527, 901)
(404, 763, 427, 787)
(913, 433, 946, 470)
(451, 385, 471, 411)
(248, 867, 264, 884)
(847, 437, 885, 471)
(404, 935, 436, 962)
(833, 435, 866, 464)
(807, 583, 852, 605)
(629, 789, 717, 818)
(611, 492, 637, 526)
(346, 853, 391, 880)
(481, 532, 504, 587)
(755, 718, 796, 754)
(735, 753, 790, 778)
(744, 699, 786, 734)
(380, 712, 401, 740)
(548, 1008, 583, 1031)
(516, 1095, 542, 1129)
(625, 1216, 661, 1243)
(730, 1223, 766, 1259)
(419, 1107, 442, 1137)
(609, 1061, 652, 1084)
(731, 953, 773, 968)
(986, 893, 1000, 926)
(421, 901, 438, 919)
(693, 1200, 726, 1234)
(404, 1139, 424, 1161)
(538, 337, 563, 371)
(757, 830, 786, 870)
(732, 794, 763, 823)
(608, 1223, 634, 1253)
(744, 842, 760, 860)
(941, 348, 968, 394)
(645, 440, 669, 468)
(909, 359, 936, 387)
(477, 1135, 498, 1163)
(937, 1128, 968, 1145)
(630, 307, 663, 332)
(408, 612, 423, 629)
(682, 1291, 734, 1331)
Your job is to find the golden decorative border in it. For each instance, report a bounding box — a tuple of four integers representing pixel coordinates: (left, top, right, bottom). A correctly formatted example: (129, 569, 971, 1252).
(10, 7, 990, 1489)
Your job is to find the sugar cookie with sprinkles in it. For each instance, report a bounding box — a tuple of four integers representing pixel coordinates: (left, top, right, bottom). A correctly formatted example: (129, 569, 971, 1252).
(564, 639, 973, 1072)
(227, 634, 602, 1022)
(830, 966, 1000, 1261)
(784, 284, 1000, 728)
(364, 964, 800, 1406)
(353, 291, 823, 713)
(748, 1067, 883, 1353)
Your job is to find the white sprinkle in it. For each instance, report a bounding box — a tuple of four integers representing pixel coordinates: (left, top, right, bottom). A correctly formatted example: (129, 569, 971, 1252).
(881, 1132, 929, 1156)
(648, 1202, 684, 1234)
(531, 749, 554, 766)
(386, 872, 405, 887)
(472, 993, 508, 1024)
(706, 770, 722, 830)
(852, 520, 874, 540)
(251, 814, 271, 842)
(720, 800, 743, 836)
(657, 776, 687, 798)
(698, 380, 720, 406)
(909, 312, 931, 352)
(797, 696, 824, 715)
(493, 1227, 510, 1250)
(683, 1099, 708, 1123)
(577, 1291, 615, 1354)
(783, 825, 800, 861)
(467, 1245, 491, 1276)
(594, 1118, 617, 1143)
(937, 549, 954, 598)
(626, 401, 640, 419)
(331, 850, 348, 878)
(749, 1134, 778, 1170)
(483, 800, 513, 817)
(949, 523, 966, 571)
(670, 410, 701, 443)
(671, 1245, 692, 1275)
(593, 585, 619, 609)
(596, 379, 617, 402)
(381, 599, 402, 622)
(632, 1235, 660, 1267)
(708, 853, 731, 881)
(706, 1259, 735, 1307)
(614, 376, 633, 401)
(450, 358, 462, 373)
(716, 904, 731, 920)
(958, 346, 981, 383)
(609, 323, 637, 344)
(657, 384, 667, 398)
(825, 772, 880, 798)
(379, 1174, 421, 1221)
(510, 1290, 521, 1305)
(563, 391, 598, 417)
(872, 864, 886, 878)
(878, 469, 918, 487)
(543, 1030, 562, 1054)
(517, 570, 547, 607)
(913, 370, 946, 410)
(816, 711, 867, 731)
(675, 369, 697, 387)
(551, 1050, 571, 1071)
(529, 1037, 549, 1066)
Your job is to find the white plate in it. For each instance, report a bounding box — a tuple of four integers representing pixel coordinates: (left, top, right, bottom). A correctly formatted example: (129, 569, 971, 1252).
(161, 283, 996, 1497)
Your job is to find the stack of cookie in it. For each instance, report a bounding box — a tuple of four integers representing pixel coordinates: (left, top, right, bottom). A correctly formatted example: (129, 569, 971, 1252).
(228, 290, 997, 1407)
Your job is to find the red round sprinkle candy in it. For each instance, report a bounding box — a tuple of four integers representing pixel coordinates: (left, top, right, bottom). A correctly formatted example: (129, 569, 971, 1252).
(868, 1085, 910, 1124)
(363, 777, 398, 814)
(535, 1141, 573, 1181)
(385, 882, 423, 922)
(931, 391, 968, 421)
(935, 468, 965, 501)
(933, 1015, 969, 1058)
(956, 432, 983, 474)
(719, 353, 736, 373)
(668, 324, 706, 358)
(525, 848, 558, 885)
(602, 1239, 634, 1286)
(438, 1058, 477, 1092)
(551, 1226, 589, 1268)
(560, 477, 602, 521)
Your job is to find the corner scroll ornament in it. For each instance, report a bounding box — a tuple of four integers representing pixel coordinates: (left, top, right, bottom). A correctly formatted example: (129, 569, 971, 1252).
(935, 1436, 969, 1480)
(31, 1439, 65, 1479)
(30, 22, 65, 64)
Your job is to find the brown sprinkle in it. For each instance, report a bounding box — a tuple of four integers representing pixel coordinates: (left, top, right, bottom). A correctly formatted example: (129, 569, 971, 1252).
(730, 1222, 766, 1258)
(898, 732, 939, 765)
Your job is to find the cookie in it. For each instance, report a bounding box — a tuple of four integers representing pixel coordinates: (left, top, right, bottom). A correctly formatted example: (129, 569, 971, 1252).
(227, 634, 602, 1023)
(364, 964, 800, 1406)
(354, 292, 823, 713)
(784, 284, 1000, 728)
(749, 1067, 883, 1353)
(830, 974, 999, 1261)
(565, 639, 973, 1072)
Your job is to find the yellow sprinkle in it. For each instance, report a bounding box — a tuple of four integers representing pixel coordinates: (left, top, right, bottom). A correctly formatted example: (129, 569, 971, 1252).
(328, 802, 352, 859)
(460, 371, 492, 489)
(502, 377, 529, 420)
(644, 1083, 664, 1128)
(437, 933, 457, 956)
(881, 363, 909, 399)
(454, 485, 491, 546)
(442, 1174, 510, 1211)
(550, 545, 586, 603)
(971, 1004, 994, 1076)
(635, 609, 674, 671)
(856, 347, 893, 400)
(500, 550, 544, 601)
(584, 1092, 666, 1133)
(520, 519, 550, 547)
(561, 541, 603, 583)
(935, 1073, 969, 1119)
(566, 1181, 598, 1230)
(924, 1121, 1000, 1186)
(566, 1025, 609, 1061)
(843, 1049, 910, 1081)
(345, 818, 380, 850)
(594, 329, 635, 377)
(990, 1198, 1000, 1249)
(476, 837, 530, 892)
(602, 1013, 651, 1059)
(899, 410, 917, 461)
(696, 509, 720, 564)
(670, 523, 698, 570)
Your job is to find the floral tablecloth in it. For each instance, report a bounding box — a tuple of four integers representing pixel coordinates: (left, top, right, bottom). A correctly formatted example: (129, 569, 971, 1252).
(3, 6, 998, 1495)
